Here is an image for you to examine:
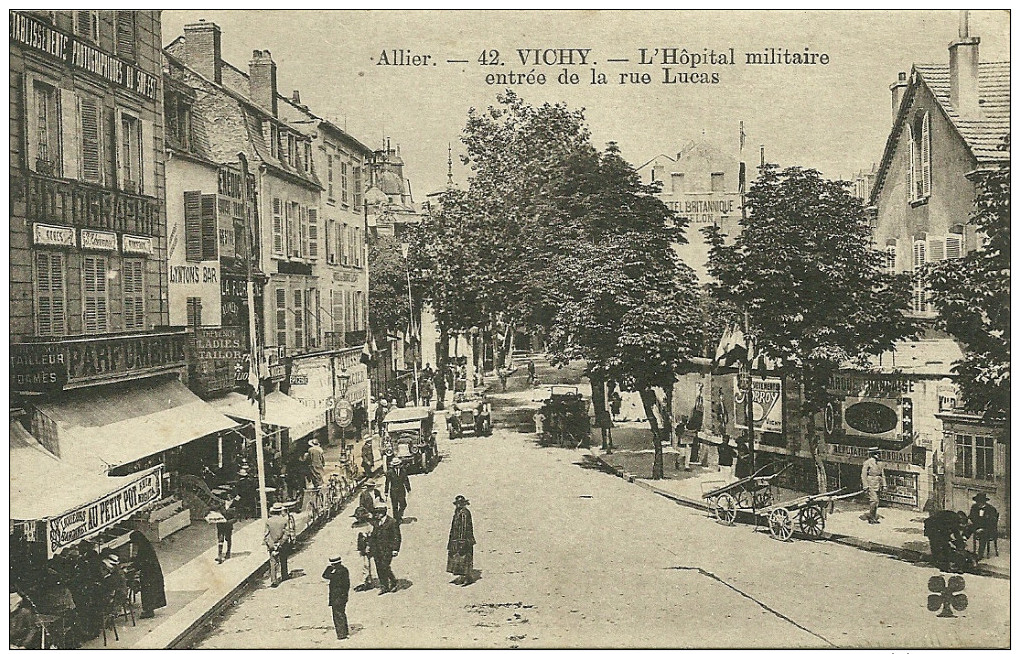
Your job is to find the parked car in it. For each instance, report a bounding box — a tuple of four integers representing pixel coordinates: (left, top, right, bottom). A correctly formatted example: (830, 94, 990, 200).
(540, 386, 590, 447)
(449, 400, 492, 438)
(382, 407, 438, 473)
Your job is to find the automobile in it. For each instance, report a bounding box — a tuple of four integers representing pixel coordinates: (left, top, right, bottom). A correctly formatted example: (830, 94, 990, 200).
(448, 400, 492, 439)
(382, 406, 438, 473)
(539, 386, 591, 447)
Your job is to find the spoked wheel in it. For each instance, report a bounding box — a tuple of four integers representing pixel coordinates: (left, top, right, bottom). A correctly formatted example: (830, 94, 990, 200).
(798, 504, 826, 539)
(715, 492, 738, 525)
(769, 507, 794, 541)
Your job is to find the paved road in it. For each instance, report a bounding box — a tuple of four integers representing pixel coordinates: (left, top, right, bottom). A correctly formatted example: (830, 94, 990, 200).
(195, 391, 1009, 648)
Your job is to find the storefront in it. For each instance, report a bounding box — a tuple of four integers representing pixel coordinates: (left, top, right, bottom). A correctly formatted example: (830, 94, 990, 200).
(288, 347, 369, 445)
(939, 412, 1008, 532)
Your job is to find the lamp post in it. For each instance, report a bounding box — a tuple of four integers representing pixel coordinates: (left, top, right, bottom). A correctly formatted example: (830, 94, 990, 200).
(337, 370, 351, 452)
(400, 242, 420, 405)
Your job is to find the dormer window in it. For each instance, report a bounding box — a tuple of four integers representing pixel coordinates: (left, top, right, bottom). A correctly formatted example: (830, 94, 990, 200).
(907, 112, 931, 203)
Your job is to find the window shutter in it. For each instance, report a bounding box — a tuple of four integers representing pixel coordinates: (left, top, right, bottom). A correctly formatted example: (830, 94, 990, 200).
(340, 224, 348, 265)
(906, 124, 915, 201)
(59, 88, 79, 179)
(286, 202, 297, 256)
(308, 208, 318, 259)
(114, 108, 126, 189)
(79, 97, 102, 183)
(945, 233, 963, 260)
(325, 220, 335, 264)
(25, 74, 39, 171)
(141, 118, 155, 195)
(299, 205, 308, 258)
(186, 296, 203, 327)
(272, 197, 284, 257)
(123, 259, 145, 330)
(293, 289, 304, 349)
(75, 11, 92, 37)
(83, 256, 108, 334)
(928, 238, 945, 262)
(331, 289, 342, 333)
(275, 288, 287, 347)
(200, 194, 218, 260)
(885, 244, 897, 274)
(921, 113, 931, 197)
(184, 190, 203, 262)
(35, 252, 66, 336)
(912, 240, 927, 313)
(116, 11, 136, 60)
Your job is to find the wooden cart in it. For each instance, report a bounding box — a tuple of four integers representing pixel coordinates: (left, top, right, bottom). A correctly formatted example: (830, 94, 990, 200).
(765, 488, 864, 541)
(702, 462, 793, 525)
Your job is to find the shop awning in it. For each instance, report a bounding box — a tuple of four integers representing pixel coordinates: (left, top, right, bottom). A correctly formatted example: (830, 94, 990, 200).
(208, 391, 325, 439)
(9, 421, 158, 522)
(32, 377, 239, 472)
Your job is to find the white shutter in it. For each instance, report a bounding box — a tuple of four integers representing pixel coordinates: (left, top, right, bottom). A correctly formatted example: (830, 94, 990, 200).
(885, 244, 897, 274)
(913, 240, 927, 313)
(114, 108, 125, 190)
(928, 238, 945, 263)
(25, 74, 38, 170)
(308, 208, 318, 260)
(79, 97, 102, 183)
(141, 118, 155, 195)
(299, 205, 308, 258)
(921, 113, 931, 197)
(272, 198, 284, 257)
(906, 124, 915, 201)
(59, 88, 79, 179)
(945, 233, 964, 260)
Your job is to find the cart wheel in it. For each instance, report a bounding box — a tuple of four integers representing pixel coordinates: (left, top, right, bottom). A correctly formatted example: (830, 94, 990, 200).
(798, 504, 825, 539)
(754, 485, 773, 509)
(769, 507, 794, 541)
(734, 487, 752, 509)
(715, 492, 737, 525)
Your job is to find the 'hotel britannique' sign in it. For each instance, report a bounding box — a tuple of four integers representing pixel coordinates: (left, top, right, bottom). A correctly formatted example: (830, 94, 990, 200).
(47, 466, 162, 557)
(10, 12, 159, 100)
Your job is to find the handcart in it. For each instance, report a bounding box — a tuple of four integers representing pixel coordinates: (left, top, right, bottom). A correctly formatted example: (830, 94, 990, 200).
(765, 488, 864, 541)
(702, 462, 793, 525)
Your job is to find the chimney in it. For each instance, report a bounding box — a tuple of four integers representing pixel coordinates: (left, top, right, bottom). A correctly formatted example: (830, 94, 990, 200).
(291, 90, 301, 105)
(949, 10, 981, 118)
(183, 20, 222, 83)
(249, 49, 278, 116)
(889, 71, 907, 124)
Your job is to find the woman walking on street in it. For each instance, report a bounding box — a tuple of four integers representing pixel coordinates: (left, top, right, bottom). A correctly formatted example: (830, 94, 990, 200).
(447, 496, 476, 585)
(129, 531, 167, 618)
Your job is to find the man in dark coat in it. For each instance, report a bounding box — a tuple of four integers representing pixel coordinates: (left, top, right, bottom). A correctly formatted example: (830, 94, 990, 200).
(216, 494, 239, 563)
(369, 507, 401, 594)
(359, 479, 384, 513)
(129, 531, 167, 618)
(735, 435, 753, 479)
(322, 555, 350, 640)
(968, 492, 999, 559)
(447, 496, 476, 585)
(361, 438, 376, 478)
(385, 457, 412, 523)
(434, 369, 447, 411)
(924, 510, 970, 572)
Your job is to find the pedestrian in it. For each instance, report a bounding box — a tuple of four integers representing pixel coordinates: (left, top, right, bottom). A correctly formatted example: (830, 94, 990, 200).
(735, 434, 752, 479)
(375, 399, 389, 437)
(435, 370, 447, 411)
(352, 507, 375, 590)
(448, 404, 462, 438)
(860, 447, 885, 524)
(421, 363, 435, 384)
(369, 506, 401, 594)
(264, 503, 295, 587)
(360, 479, 384, 513)
(386, 457, 411, 523)
(480, 402, 492, 436)
(361, 437, 375, 478)
(322, 555, 350, 640)
(447, 495, 476, 586)
(968, 492, 999, 558)
(71, 544, 104, 638)
(497, 367, 508, 391)
(129, 531, 167, 618)
(717, 435, 736, 482)
(216, 494, 239, 563)
(304, 438, 326, 489)
(101, 553, 129, 610)
(421, 377, 434, 408)
(534, 409, 545, 439)
(526, 359, 536, 386)
(473, 404, 484, 436)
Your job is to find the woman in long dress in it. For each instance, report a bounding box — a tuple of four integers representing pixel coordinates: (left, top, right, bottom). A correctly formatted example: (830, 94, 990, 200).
(129, 531, 166, 618)
(446, 496, 476, 585)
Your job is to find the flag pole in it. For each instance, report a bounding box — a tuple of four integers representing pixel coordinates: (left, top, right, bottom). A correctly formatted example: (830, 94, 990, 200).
(739, 123, 758, 531)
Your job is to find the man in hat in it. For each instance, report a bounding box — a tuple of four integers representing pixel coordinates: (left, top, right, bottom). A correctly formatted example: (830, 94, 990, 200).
(369, 506, 401, 594)
(375, 399, 389, 437)
(265, 503, 295, 587)
(968, 492, 998, 559)
(360, 479, 384, 514)
(447, 496, 476, 585)
(352, 507, 376, 590)
(860, 447, 885, 524)
(322, 555, 350, 640)
(304, 438, 326, 489)
(362, 437, 376, 478)
(101, 553, 129, 608)
(386, 457, 412, 523)
(236, 466, 258, 518)
(216, 494, 240, 563)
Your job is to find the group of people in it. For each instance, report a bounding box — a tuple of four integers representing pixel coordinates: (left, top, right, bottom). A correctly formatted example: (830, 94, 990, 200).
(924, 492, 1000, 572)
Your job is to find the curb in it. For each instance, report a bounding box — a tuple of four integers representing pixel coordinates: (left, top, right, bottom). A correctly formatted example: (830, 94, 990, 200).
(586, 450, 1010, 581)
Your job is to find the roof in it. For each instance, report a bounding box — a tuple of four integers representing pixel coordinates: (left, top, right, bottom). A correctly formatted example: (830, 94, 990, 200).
(209, 390, 325, 438)
(871, 61, 1010, 203)
(383, 407, 433, 423)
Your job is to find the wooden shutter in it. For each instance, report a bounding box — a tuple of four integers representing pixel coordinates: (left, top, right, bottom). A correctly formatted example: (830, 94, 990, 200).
(275, 288, 287, 347)
(286, 202, 297, 256)
(80, 97, 101, 182)
(59, 88, 79, 179)
(921, 113, 931, 197)
(83, 256, 109, 334)
(293, 289, 304, 349)
(308, 208, 318, 259)
(123, 259, 145, 330)
(928, 238, 945, 263)
(325, 220, 335, 264)
(272, 198, 284, 257)
(116, 11, 136, 61)
(25, 74, 39, 171)
(184, 190, 203, 261)
(200, 194, 218, 259)
(912, 240, 927, 313)
(331, 289, 342, 333)
(141, 118, 155, 195)
(299, 205, 308, 258)
(945, 233, 964, 260)
(35, 251, 66, 336)
(186, 296, 203, 327)
(340, 224, 348, 265)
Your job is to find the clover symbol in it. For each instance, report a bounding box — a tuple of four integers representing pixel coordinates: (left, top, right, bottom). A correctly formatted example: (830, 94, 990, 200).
(928, 575, 967, 618)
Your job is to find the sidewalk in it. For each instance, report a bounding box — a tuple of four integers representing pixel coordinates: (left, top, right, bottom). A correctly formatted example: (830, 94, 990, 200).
(83, 444, 371, 649)
(589, 446, 1010, 581)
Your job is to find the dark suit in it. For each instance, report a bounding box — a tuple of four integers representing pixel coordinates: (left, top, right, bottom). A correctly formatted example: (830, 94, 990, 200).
(386, 467, 411, 523)
(322, 563, 350, 639)
(370, 516, 401, 591)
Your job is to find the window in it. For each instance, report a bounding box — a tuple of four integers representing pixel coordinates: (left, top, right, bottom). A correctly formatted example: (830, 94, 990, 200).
(184, 192, 217, 261)
(286, 201, 298, 257)
(955, 433, 995, 481)
(341, 161, 349, 205)
(288, 135, 297, 168)
(271, 198, 284, 257)
(651, 164, 663, 183)
(331, 288, 342, 333)
(293, 289, 304, 349)
(326, 220, 337, 264)
(115, 11, 136, 61)
(275, 288, 287, 348)
(908, 113, 932, 201)
(299, 205, 308, 259)
(34, 251, 66, 336)
(308, 208, 318, 260)
(306, 288, 316, 348)
(670, 173, 684, 195)
(354, 291, 364, 330)
(327, 155, 334, 200)
(164, 91, 192, 150)
(340, 223, 348, 265)
(80, 97, 102, 183)
(946, 227, 965, 260)
(912, 239, 929, 313)
(304, 142, 312, 174)
(710, 172, 726, 192)
(83, 255, 109, 334)
(186, 297, 203, 328)
(118, 113, 141, 193)
(30, 81, 60, 176)
(122, 259, 145, 330)
(75, 10, 99, 42)
(353, 166, 362, 208)
(884, 241, 897, 274)
(266, 122, 279, 158)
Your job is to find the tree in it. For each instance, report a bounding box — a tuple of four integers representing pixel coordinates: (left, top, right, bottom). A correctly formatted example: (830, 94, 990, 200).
(368, 234, 412, 338)
(927, 136, 1010, 422)
(706, 165, 918, 491)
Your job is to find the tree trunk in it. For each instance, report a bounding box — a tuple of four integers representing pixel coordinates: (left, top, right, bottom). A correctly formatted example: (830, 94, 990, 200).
(589, 370, 607, 420)
(639, 388, 665, 480)
(806, 412, 828, 494)
(662, 384, 675, 448)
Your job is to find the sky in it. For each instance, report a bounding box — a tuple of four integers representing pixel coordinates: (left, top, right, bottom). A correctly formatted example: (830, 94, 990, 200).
(161, 10, 1010, 198)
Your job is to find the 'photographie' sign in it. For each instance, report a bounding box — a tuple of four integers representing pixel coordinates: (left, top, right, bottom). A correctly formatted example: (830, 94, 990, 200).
(47, 467, 162, 557)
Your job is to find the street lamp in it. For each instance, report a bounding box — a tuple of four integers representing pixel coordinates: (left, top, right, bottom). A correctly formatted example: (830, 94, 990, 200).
(400, 242, 420, 406)
(337, 370, 351, 452)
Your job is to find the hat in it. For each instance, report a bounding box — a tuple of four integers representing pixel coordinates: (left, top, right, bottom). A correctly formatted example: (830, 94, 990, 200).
(237, 467, 250, 477)
(380, 399, 389, 406)
(454, 495, 470, 506)
(867, 447, 880, 455)
(309, 438, 320, 447)
(353, 506, 370, 519)
(391, 457, 402, 466)
(270, 503, 285, 513)
(329, 555, 342, 564)
(973, 492, 989, 503)
(372, 505, 388, 514)
(103, 554, 120, 565)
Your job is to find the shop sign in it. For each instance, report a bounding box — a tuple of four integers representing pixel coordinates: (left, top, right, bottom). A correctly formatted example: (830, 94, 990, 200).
(827, 372, 914, 398)
(47, 466, 162, 557)
(17, 170, 162, 236)
(335, 399, 354, 428)
(733, 376, 782, 433)
(33, 223, 75, 247)
(122, 234, 154, 256)
(11, 332, 189, 390)
(333, 270, 361, 283)
(11, 12, 158, 100)
(10, 344, 67, 390)
(663, 195, 738, 225)
(81, 229, 118, 251)
(844, 401, 898, 435)
(189, 326, 245, 396)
